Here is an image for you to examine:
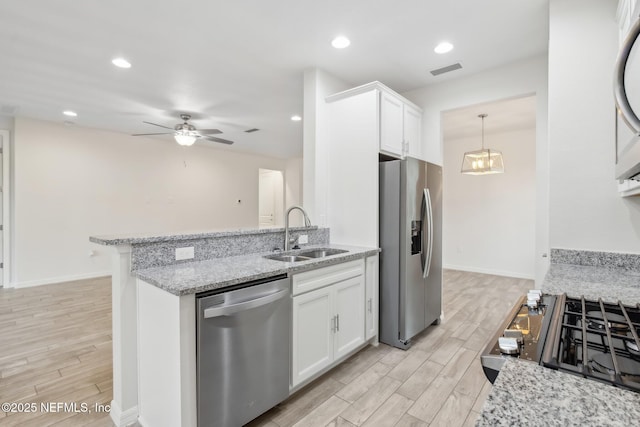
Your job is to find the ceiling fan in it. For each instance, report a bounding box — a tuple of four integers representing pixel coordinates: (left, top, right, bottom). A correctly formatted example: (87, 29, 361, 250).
(132, 114, 234, 146)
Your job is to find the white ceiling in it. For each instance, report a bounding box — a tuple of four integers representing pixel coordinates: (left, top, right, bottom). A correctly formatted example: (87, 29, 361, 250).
(0, 0, 549, 158)
(442, 95, 537, 141)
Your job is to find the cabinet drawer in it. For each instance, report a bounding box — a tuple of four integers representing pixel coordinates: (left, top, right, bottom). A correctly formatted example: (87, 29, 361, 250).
(292, 259, 364, 296)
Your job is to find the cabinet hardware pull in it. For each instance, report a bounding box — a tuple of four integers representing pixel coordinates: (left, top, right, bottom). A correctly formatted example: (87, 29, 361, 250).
(368, 298, 372, 313)
(336, 314, 340, 332)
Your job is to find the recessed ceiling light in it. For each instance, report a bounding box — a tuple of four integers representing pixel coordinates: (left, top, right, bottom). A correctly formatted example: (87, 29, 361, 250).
(434, 42, 454, 54)
(331, 36, 351, 49)
(112, 58, 132, 68)
(63, 110, 77, 117)
(291, 115, 302, 121)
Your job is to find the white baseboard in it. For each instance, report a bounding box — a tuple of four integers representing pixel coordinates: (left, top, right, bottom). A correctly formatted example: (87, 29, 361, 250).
(9, 271, 111, 289)
(110, 399, 139, 427)
(444, 264, 534, 280)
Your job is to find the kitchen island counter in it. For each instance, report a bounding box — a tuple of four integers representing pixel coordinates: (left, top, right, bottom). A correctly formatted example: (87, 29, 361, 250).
(477, 358, 640, 426)
(133, 244, 379, 296)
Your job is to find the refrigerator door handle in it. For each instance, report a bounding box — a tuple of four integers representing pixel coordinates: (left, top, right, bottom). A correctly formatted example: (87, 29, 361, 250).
(422, 188, 434, 278)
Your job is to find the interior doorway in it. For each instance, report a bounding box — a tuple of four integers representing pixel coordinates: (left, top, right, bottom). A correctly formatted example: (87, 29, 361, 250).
(441, 95, 537, 280)
(0, 129, 10, 287)
(258, 168, 284, 228)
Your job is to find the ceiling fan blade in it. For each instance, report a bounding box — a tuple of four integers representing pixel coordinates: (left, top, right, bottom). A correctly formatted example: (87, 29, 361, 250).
(143, 121, 175, 130)
(203, 135, 234, 145)
(132, 132, 174, 136)
(196, 128, 223, 135)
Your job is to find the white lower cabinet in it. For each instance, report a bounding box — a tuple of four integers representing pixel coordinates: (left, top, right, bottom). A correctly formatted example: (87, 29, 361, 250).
(333, 277, 366, 360)
(291, 260, 366, 388)
(291, 286, 333, 386)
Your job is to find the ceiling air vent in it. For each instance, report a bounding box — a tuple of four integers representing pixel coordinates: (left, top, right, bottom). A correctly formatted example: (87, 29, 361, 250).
(430, 63, 462, 76)
(244, 128, 259, 133)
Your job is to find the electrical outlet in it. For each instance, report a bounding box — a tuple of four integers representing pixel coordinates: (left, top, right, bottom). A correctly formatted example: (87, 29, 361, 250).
(175, 246, 195, 261)
(298, 234, 309, 244)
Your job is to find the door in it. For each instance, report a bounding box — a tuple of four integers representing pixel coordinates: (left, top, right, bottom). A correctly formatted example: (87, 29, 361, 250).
(333, 276, 365, 360)
(425, 163, 442, 326)
(291, 286, 333, 387)
(0, 130, 8, 288)
(399, 158, 427, 341)
(380, 92, 404, 157)
(258, 169, 284, 228)
(259, 169, 276, 227)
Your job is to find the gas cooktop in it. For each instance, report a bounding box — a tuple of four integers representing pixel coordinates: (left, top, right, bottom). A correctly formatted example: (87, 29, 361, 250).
(542, 295, 640, 392)
(481, 292, 640, 393)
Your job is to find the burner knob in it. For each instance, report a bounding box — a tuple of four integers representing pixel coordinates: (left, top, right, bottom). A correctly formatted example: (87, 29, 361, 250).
(504, 329, 524, 344)
(499, 337, 519, 355)
(527, 291, 541, 308)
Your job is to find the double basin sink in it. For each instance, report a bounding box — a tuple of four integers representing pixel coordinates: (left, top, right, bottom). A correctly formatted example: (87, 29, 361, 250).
(265, 248, 348, 263)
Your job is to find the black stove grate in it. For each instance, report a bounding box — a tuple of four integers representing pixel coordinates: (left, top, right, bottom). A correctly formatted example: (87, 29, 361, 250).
(542, 294, 640, 392)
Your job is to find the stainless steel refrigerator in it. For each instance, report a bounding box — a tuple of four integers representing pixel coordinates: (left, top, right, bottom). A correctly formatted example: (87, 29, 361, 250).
(379, 158, 442, 350)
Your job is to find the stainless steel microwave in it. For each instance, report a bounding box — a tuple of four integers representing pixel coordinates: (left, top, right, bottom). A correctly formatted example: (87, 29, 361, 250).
(615, 16, 640, 181)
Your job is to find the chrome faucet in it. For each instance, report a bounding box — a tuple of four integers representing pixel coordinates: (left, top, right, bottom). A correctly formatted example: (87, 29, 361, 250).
(284, 206, 311, 251)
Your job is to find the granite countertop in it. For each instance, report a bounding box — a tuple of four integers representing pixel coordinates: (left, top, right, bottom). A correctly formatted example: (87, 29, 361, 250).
(543, 263, 640, 305)
(134, 244, 379, 296)
(477, 358, 640, 426)
(90, 226, 321, 246)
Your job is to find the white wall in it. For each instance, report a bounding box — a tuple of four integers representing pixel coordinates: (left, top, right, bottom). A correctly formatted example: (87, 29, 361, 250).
(12, 117, 295, 286)
(285, 157, 304, 226)
(548, 0, 640, 253)
(443, 128, 536, 279)
(303, 68, 351, 225)
(403, 55, 550, 284)
(0, 115, 14, 129)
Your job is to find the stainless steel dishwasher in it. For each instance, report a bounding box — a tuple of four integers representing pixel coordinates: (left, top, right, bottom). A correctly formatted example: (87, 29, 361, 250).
(196, 274, 290, 427)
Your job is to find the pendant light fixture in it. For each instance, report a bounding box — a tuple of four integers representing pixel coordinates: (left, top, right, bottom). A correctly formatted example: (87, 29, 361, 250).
(461, 113, 504, 175)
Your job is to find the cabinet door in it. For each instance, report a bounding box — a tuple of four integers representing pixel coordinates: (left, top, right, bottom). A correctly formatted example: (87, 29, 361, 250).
(291, 287, 333, 387)
(380, 92, 404, 158)
(333, 276, 365, 361)
(364, 255, 379, 340)
(404, 105, 422, 160)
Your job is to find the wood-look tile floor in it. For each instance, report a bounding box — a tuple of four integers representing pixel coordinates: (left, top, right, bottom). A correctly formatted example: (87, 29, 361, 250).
(0, 276, 114, 426)
(250, 270, 531, 427)
(0, 270, 530, 426)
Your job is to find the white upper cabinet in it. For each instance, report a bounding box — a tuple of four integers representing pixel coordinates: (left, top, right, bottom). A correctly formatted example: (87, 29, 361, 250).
(380, 90, 424, 160)
(404, 104, 422, 160)
(380, 92, 405, 157)
(327, 81, 424, 162)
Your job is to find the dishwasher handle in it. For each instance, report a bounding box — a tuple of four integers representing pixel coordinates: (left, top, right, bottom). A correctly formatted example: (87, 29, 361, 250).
(204, 289, 288, 318)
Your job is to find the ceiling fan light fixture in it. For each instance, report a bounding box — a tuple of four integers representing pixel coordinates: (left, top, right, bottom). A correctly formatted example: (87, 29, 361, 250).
(174, 131, 197, 146)
(112, 58, 132, 69)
